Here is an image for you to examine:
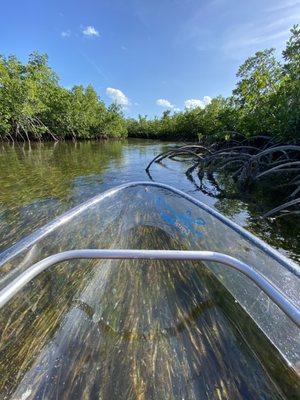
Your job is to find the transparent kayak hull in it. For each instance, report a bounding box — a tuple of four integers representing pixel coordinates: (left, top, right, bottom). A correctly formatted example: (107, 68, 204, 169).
(0, 182, 299, 399)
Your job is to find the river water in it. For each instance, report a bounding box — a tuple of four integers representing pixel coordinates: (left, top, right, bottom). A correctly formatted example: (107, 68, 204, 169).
(0, 139, 298, 261)
(0, 139, 299, 399)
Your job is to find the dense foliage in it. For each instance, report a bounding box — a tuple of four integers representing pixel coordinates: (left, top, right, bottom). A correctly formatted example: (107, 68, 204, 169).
(0, 53, 127, 140)
(0, 25, 299, 142)
(128, 25, 300, 142)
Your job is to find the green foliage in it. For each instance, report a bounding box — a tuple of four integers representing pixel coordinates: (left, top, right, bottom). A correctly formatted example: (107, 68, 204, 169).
(0, 25, 299, 142)
(0, 53, 127, 140)
(283, 24, 300, 79)
(127, 25, 300, 142)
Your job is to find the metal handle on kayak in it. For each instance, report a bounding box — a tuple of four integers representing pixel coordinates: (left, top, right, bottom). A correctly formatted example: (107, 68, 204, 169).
(0, 249, 299, 327)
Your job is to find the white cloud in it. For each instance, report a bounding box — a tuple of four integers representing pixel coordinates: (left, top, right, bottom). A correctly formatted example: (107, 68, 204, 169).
(203, 96, 212, 105)
(185, 96, 212, 110)
(83, 26, 100, 37)
(156, 99, 175, 108)
(184, 99, 203, 109)
(61, 30, 71, 38)
(106, 87, 130, 106)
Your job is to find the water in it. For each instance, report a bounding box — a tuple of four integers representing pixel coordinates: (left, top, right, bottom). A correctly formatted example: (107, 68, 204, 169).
(0, 140, 299, 399)
(0, 139, 298, 261)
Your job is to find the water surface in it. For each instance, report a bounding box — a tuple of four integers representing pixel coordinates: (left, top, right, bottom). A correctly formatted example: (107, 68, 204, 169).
(0, 139, 298, 261)
(0, 141, 299, 399)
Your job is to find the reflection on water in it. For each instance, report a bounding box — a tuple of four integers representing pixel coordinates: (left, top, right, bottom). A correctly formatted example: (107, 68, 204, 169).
(0, 140, 126, 251)
(0, 225, 294, 399)
(0, 141, 299, 399)
(0, 164, 299, 400)
(0, 139, 298, 261)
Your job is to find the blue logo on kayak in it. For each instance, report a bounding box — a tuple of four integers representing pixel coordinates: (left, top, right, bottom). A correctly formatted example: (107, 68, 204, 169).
(156, 196, 205, 238)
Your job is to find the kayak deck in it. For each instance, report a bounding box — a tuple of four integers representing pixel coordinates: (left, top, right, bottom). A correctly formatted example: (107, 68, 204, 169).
(0, 182, 299, 399)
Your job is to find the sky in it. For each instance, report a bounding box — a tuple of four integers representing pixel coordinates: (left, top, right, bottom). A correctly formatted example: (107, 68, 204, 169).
(1, 0, 299, 117)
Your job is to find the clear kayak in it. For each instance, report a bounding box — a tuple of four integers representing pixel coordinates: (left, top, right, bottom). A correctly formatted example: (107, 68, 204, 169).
(0, 182, 299, 399)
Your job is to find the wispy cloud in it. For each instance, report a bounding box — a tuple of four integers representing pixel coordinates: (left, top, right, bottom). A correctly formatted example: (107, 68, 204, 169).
(79, 51, 108, 81)
(224, 27, 291, 52)
(185, 96, 212, 110)
(266, 0, 300, 12)
(262, 14, 300, 31)
(222, 1, 300, 59)
(61, 30, 71, 38)
(175, 0, 227, 51)
(106, 87, 130, 107)
(83, 26, 100, 37)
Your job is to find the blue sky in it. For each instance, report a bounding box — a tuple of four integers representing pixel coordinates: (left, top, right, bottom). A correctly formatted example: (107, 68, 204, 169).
(1, 0, 299, 117)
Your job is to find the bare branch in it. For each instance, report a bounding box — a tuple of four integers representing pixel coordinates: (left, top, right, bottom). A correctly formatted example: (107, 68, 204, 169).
(262, 199, 300, 218)
(255, 162, 300, 180)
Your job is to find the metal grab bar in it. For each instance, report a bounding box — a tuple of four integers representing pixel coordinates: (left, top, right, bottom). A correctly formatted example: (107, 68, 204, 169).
(0, 249, 299, 327)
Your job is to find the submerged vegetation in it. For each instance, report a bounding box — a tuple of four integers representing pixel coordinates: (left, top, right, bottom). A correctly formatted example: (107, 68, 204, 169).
(0, 26, 299, 218)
